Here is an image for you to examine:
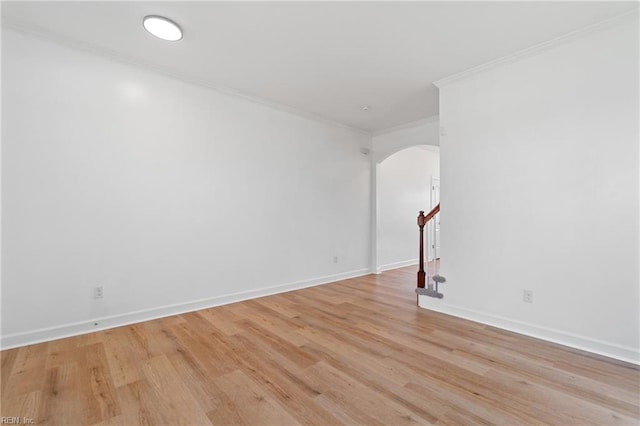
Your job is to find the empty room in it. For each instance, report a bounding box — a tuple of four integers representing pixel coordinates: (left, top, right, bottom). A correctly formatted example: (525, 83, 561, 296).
(1, 1, 639, 425)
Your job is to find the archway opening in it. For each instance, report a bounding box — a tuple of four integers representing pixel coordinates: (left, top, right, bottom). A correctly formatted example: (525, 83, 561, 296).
(375, 145, 440, 275)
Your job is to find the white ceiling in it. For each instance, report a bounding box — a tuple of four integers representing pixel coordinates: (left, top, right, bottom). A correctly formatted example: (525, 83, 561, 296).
(2, 1, 637, 133)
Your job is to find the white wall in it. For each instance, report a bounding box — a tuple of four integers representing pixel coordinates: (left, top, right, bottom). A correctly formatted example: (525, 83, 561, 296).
(372, 117, 439, 163)
(1, 28, 371, 347)
(377, 147, 439, 270)
(432, 17, 639, 363)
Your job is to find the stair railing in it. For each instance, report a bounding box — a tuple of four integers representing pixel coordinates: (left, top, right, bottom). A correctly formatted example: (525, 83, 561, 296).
(416, 204, 444, 301)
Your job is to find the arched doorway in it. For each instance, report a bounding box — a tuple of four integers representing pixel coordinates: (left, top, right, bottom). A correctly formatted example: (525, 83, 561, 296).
(374, 145, 440, 273)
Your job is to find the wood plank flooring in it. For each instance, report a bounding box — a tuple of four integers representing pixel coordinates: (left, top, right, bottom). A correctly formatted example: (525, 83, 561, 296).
(1, 266, 639, 425)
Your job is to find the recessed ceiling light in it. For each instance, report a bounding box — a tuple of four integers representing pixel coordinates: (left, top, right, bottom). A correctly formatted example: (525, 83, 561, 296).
(143, 15, 182, 41)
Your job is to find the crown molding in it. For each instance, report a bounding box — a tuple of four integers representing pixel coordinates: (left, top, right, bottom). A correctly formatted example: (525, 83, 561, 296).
(434, 9, 639, 88)
(2, 17, 372, 137)
(373, 114, 439, 137)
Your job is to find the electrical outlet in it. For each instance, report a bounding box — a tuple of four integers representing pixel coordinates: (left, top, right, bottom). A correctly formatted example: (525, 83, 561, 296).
(333, 255, 338, 264)
(522, 289, 533, 303)
(94, 286, 104, 299)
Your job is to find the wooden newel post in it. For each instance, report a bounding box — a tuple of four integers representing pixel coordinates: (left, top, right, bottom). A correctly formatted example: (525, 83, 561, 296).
(417, 210, 427, 288)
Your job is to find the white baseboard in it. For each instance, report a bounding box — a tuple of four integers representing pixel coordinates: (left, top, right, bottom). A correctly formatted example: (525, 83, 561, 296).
(379, 259, 418, 272)
(418, 295, 640, 365)
(1, 268, 371, 350)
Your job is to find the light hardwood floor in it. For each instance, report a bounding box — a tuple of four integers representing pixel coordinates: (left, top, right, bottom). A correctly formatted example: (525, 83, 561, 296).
(1, 266, 639, 425)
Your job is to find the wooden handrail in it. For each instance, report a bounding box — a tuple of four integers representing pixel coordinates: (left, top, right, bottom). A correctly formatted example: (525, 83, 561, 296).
(418, 203, 440, 227)
(417, 203, 440, 290)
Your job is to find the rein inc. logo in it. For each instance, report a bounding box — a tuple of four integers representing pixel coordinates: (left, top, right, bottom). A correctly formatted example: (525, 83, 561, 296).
(0, 418, 35, 425)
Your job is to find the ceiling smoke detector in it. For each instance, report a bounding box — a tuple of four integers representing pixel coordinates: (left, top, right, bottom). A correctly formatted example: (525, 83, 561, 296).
(361, 105, 372, 112)
(143, 15, 183, 41)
